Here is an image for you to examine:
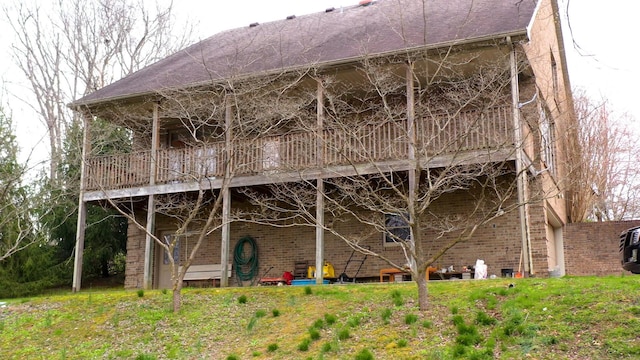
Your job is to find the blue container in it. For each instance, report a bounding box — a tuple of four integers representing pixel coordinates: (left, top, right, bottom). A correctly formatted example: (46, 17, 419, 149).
(291, 279, 330, 286)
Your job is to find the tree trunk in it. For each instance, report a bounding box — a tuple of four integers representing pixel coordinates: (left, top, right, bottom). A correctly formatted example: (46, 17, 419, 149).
(173, 286, 182, 313)
(416, 269, 429, 311)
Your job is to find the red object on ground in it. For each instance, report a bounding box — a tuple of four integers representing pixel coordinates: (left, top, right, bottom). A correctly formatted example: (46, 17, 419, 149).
(260, 271, 294, 286)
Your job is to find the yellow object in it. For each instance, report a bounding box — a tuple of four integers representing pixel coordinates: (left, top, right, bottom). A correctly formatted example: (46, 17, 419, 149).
(323, 261, 335, 278)
(307, 261, 335, 278)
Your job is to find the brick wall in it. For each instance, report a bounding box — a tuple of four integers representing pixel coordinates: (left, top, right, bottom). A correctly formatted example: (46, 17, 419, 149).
(124, 216, 146, 289)
(124, 183, 544, 288)
(563, 220, 640, 276)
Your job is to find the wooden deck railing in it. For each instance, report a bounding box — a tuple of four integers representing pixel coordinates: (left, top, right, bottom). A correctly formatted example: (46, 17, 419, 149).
(84, 106, 513, 191)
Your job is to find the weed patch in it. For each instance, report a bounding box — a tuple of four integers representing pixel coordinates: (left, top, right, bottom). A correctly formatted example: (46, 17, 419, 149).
(391, 289, 404, 306)
(298, 338, 311, 351)
(324, 313, 337, 325)
(405, 313, 418, 325)
(338, 328, 350, 340)
(304, 286, 312, 295)
(381, 308, 392, 324)
(355, 348, 374, 360)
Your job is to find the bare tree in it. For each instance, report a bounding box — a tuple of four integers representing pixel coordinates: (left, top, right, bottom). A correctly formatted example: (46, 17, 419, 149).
(564, 90, 640, 222)
(238, 54, 554, 311)
(4, 0, 191, 180)
(89, 72, 311, 311)
(0, 105, 42, 262)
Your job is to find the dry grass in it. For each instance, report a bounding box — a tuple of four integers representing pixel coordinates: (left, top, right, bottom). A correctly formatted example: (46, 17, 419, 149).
(1, 276, 639, 359)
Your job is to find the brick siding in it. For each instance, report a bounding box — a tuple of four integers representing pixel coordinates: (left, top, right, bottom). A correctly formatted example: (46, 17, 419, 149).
(563, 220, 640, 276)
(125, 186, 540, 288)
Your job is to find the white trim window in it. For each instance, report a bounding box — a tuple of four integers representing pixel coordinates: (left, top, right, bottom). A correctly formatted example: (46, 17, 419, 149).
(539, 105, 556, 176)
(384, 213, 410, 247)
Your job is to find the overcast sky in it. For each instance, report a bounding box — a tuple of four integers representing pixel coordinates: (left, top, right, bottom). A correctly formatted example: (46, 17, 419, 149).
(1, 0, 638, 165)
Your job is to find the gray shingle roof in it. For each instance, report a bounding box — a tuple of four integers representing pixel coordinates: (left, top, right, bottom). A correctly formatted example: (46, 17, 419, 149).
(73, 0, 536, 106)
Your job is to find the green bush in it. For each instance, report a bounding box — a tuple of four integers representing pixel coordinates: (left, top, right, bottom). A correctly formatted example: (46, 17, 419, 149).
(267, 343, 278, 352)
(272, 309, 280, 317)
(238, 295, 248, 304)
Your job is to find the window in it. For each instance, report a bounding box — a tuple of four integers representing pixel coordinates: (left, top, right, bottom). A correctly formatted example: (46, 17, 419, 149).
(162, 234, 180, 265)
(161, 232, 197, 265)
(539, 105, 556, 175)
(384, 213, 411, 246)
(551, 52, 559, 101)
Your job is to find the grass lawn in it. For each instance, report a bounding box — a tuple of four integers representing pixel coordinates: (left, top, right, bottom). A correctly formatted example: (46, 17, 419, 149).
(1, 276, 639, 359)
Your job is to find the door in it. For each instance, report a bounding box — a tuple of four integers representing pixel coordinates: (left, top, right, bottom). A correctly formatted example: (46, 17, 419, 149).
(156, 234, 179, 289)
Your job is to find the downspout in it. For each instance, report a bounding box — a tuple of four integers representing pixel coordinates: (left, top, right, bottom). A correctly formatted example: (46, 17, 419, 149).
(509, 37, 533, 275)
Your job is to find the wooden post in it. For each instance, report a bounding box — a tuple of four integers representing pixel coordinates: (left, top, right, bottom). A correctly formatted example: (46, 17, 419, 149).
(315, 180, 325, 285)
(143, 103, 160, 289)
(220, 187, 231, 287)
(315, 79, 325, 285)
(72, 109, 91, 292)
(143, 195, 155, 289)
(220, 100, 233, 287)
(72, 201, 87, 292)
(509, 39, 532, 275)
(406, 63, 418, 275)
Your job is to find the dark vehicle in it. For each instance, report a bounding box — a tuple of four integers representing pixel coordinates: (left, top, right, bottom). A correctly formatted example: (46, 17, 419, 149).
(620, 226, 640, 273)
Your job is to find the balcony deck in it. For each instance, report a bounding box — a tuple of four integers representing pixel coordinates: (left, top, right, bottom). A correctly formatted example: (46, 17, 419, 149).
(83, 106, 514, 201)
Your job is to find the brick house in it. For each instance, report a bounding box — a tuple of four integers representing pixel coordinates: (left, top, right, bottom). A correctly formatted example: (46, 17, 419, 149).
(70, 0, 575, 290)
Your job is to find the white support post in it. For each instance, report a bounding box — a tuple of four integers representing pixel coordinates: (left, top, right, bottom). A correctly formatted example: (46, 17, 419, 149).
(72, 109, 91, 292)
(143, 195, 155, 289)
(315, 79, 325, 285)
(315, 179, 325, 285)
(510, 39, 532, 275)
(406, 63, 418, 275)
(143, 103, 160, 289)
(72, 201, 87, 292)
(220, 100, 233, 287)
(220, 187, 231, 287)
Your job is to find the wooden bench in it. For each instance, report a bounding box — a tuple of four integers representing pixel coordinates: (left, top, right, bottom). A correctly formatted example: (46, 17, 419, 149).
(182, 264, 233, 286)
